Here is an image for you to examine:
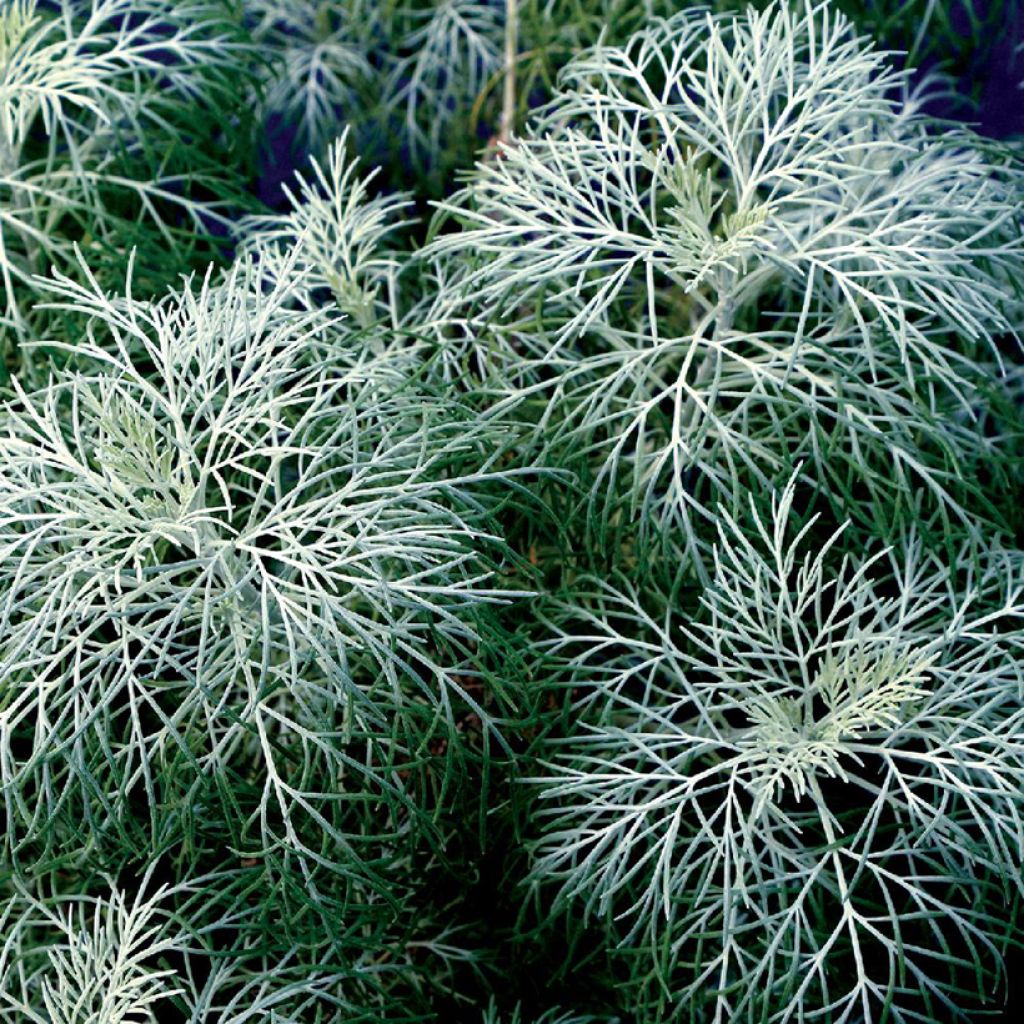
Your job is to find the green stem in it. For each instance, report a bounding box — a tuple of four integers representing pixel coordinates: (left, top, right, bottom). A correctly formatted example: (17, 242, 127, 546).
(0, 122, 37, 356)
(681, 287, 736, 436)
(498, 0, 519, 145)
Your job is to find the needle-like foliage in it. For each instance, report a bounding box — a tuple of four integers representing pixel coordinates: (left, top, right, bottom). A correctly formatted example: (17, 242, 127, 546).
(0, 247, 524, 900)
(0, 875, 185, 1023)
(0, 865, 442, 1022)
(237, 129, 413, 327)
(0, 0, 256, 372)
(428, 0, 1024, 567)
(526, 476, 1024, 1022)
(245, 0, 379, 158)
(240, 0, 506, 187)
(385, 0, 503, 171)
(1, 1, 1022, 1020)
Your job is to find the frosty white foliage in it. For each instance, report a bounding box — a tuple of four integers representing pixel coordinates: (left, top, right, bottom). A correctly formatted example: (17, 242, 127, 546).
(436, 0, 1020, 347)
(0, 877, 181, 1024)
(0, 1, 1020, 1020)
(0, 870, 403, 1023)
(0, 248, 517, 872)
(428, 0, 1024, 558)
(0, 0, 238, 155)
(528, 476, 1024, 1022)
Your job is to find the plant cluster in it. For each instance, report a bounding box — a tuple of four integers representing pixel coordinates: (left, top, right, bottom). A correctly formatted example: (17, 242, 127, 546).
(0, 1, 1022, 1022)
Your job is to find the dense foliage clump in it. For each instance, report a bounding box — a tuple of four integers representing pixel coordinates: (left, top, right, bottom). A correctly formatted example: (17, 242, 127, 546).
(1, 1, 1022, 1022)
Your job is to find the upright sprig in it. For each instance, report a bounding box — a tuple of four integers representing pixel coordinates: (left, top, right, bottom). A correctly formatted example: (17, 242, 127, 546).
(238, 129, 414, 327)
(0, 873, 184, 1023)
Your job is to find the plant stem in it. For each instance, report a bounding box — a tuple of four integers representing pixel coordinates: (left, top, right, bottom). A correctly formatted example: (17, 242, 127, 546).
(498, 0, 519, 146)
(0, 124, 26, 361)
(0, 128, 16, 180)
(682, 289, 735, 436)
